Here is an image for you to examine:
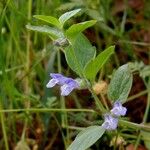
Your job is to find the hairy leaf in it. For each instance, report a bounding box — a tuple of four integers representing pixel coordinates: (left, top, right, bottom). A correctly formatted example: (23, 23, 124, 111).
(108, 64, 133, 103)
(67, 126, 105, 150)
(65, 34, 96, 76)
(84, 46, 114, 80)
(33, 15, 60, 28)
(59, 9, 81, 26)
(26, 25, 63, 40)
(66, 20, 97, 38)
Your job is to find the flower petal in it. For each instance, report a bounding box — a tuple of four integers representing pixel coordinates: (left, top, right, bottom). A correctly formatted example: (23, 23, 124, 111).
(50, 73, 64, 79)
(46, 79, 58, 88)
(111, 101, 127, 117)
(66, 79, 79, 88)
(60, 84, 74, 96)
(50, 73, 68, 85)
(102, 114, 118, 130)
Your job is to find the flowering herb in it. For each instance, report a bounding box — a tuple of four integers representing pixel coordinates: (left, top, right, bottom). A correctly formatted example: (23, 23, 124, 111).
(46, 73, 80, 96)
(102, 114, 118, 130)
(26, 8, 134, 150)
(110, 101, 127, 117)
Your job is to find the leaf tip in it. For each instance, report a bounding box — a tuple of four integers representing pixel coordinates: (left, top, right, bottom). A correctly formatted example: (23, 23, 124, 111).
(75, 8, 82, 12)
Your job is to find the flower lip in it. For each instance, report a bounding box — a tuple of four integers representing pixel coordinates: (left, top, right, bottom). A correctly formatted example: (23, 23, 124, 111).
(61, 84, 73, 96)
(46, 79, 59, 88)
(102, 114, 118, 130)
(50, 73, 68, 85)
(110, 101, 127, 117)
(50, 73, 64, 79)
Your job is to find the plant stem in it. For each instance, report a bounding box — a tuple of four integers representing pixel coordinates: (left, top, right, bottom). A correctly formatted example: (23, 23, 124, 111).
(120, 3, 127, 36)
(57, 50, 64, 126)
(143, 91, 150, 123)
(92, 91, 106, 113)
(84, 79, 106, 113)
(119, 40, 150, 46)
(75, 67, 106, 112)
(100, 93, 109, 110)
(63, 126, 85, 131)
(72, 94, 82, 109)
(21, 0, 32, 141)
(26, 0, 32, 74)
(52, 114, 67, 150)
(134, 89, 150, 150)
(113, 131, 119, 150)
(119, 119, 150, 131)
(57, 49, 69, 145)
(0, 0, 11, 30)
(134, 132, 141, 150)
(0, 103, 9, 150)
(0, 108, 95, 113)
(127, 90, 148, 101)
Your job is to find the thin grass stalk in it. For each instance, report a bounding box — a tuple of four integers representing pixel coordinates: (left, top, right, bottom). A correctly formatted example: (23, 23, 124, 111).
(21, 0, 32, 141)
(0, 102, 9, 150)
(57, 49, 69, 146)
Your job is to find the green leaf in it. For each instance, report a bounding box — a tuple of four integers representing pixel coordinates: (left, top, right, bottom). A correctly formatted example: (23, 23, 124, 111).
(87, 9, 104, 21)
(67, 126, 105, 150)
(65, 34, 96, 76)
(59, 8, 81, 26)
(65, 46, 81, 75)
(33, 15, 60, 28)
(141, 130, 150, 150)
(26, 25, 63, 40)
(84, 46, 115, 80)
(15, 140, 30, 150)
(107, 64, 133, 103)
(66, 20, 97, 39)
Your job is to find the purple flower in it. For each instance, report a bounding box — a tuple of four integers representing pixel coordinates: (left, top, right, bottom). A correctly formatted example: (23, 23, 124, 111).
(102, 114, 118, 130)
(46, 73, 79, 96)
(111, 101, 127, 117)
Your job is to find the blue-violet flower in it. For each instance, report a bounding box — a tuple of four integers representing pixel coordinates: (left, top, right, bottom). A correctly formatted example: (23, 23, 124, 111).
(46, 73, 79, 96)
(110, 101, 127, 117)
(102, 114, 118, 130)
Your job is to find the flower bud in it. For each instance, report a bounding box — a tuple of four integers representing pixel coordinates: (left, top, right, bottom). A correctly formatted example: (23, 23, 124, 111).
(53, 38, 69, 47)
(92, 81, 108, 95)
(110, 135, 126, 146)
